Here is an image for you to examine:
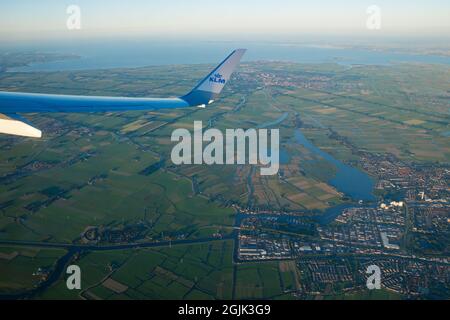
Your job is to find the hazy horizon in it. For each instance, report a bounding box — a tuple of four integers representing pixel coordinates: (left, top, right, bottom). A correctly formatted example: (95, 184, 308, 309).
(1, 0, 450, 42)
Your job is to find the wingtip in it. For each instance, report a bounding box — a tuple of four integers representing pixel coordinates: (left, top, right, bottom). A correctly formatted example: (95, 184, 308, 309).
(181, 48, 247, 106)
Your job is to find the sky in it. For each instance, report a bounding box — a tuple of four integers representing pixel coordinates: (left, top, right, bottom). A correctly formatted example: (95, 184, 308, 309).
(1, 0, 450, 41)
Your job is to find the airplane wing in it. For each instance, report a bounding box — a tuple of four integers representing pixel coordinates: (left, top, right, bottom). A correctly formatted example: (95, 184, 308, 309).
(0, 49, 246, 138)
(0, 113, 42, 138)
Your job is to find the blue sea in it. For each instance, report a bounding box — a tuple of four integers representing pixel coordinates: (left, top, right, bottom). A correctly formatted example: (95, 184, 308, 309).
(3, 39, 450, 72)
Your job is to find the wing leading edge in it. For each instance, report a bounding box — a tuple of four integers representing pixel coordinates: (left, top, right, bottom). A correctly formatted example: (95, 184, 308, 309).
(0, 49, 246, 138)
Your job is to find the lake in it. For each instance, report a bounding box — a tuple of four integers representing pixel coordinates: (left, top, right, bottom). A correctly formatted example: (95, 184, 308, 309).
(295, 130, 376, 202)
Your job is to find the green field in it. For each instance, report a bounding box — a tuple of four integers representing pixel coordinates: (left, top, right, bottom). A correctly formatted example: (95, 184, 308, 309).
(35, 241, 234, 300)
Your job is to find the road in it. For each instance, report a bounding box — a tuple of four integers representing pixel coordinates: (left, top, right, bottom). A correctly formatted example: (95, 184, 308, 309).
(0, 234, 234, 251)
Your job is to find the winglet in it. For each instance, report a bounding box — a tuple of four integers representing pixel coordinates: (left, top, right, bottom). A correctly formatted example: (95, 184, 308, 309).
(181, 49, 246, 107)
(0, 114, 42, 138)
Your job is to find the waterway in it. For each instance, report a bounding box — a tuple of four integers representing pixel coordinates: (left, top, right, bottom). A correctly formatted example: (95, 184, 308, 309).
(294, 130, 376, 202)
(257, 111, 375, 201)
(236, 202, 364, 227)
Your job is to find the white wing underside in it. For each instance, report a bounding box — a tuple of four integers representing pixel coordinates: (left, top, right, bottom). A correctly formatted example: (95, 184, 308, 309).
(0, 114, 42, 138)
